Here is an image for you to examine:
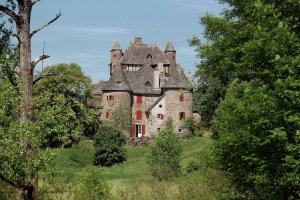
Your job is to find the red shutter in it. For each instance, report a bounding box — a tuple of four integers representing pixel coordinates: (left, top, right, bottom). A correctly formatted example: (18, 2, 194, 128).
(137, 96, 142, 104)
(112, 96, 115, 101)
(131, 125, 136, 137)
(142, 125, 145, 136)
(179, 95, 184, 102)
(136, 110, 142, 120)
(161, 114, 164, 120)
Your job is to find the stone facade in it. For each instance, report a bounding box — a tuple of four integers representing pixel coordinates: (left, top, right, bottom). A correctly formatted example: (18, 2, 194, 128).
(94, 37, 194, 137)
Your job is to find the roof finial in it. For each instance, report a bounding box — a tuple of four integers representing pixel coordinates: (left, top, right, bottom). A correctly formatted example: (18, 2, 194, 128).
(111, 41, 122, 52)
(165, 41, 176, 52)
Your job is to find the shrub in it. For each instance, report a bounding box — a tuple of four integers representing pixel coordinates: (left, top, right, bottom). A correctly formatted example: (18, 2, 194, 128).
(186, 160, 201, 173)
(74, 165, 110, 200)
(147, 128, 182, 180)
(93, 124, 127, 167)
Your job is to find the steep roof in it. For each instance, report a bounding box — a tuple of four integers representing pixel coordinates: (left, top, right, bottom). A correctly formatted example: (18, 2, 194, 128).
(164, 42, 176, 52)
(161, 65, 190, 89)
(92, 80, 106, 95)
(145, 94, 166, 113)
(121, 43, 169, 65)
(111, 41, 121, 52)
(102, 65, 131, 91)
(125, 64, 161, 94)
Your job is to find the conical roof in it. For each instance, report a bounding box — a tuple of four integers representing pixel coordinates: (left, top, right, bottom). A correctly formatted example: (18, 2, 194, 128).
(164, 42, 176, 52)
(111, 41, 122, 52)
(103, 65, 131, 91)
(161, 65, 189, 89)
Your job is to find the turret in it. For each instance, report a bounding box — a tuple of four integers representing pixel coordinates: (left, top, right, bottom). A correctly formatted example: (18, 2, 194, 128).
(110, 41, 122, 75)
(164, 42, 176, 74)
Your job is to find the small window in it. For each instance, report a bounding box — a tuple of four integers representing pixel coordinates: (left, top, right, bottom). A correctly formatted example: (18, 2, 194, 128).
(178, 129, 182, 133)
(136, 110, 142, 120)
(159, 105, 162, 108)
(106, 112, 109, 118)
(107, 95, 114, 101)
(145, 81, 151, 88)
(157, 128, 161, 131)
(179, 112, 185, 120)
(146, 54, 152, 60)
(179, 95, 184, 102)
(157, 114, 164, 120)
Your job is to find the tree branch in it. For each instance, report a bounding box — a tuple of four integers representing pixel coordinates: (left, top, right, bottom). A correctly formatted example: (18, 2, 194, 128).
(31, 55, 50, 69)
(0, 4, 19, 23)
(30, 10, 62, 38)
(31, 0, 41, 6)
(33, 69, 58, 85)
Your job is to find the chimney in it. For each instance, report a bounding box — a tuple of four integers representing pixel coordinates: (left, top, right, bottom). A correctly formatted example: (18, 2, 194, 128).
(134, 37, 143, 45)
(154, 71, 160, 90)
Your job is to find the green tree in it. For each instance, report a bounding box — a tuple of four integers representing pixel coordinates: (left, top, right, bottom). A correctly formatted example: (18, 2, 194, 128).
(93, 124, 127, 167)
(74, 165, 110, 200)
(183, 116, 197, 135)
(191, 0, 300, 199)
(33, 63, 98, 147)
(0, 1, 61, 199)
(109, 104, 132, 135)
(147, 128, 182, 180)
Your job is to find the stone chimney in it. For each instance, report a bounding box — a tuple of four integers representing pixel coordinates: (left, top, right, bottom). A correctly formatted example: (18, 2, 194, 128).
(134, 37, 143, 45)
(154, 70, 160, 90)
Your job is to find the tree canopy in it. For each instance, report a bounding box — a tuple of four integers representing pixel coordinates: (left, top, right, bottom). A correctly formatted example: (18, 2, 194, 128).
(191, 0, 300, 199)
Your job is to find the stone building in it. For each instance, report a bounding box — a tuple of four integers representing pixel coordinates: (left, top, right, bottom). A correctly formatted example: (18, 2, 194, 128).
(95, 37, 193, 137)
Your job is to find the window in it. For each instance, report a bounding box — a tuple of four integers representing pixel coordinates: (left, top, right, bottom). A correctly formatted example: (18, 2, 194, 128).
(157, 128, 161, 131)
(145, 81, 151, 88)
(179, 112, 185, 120)
(159, 104, 162, 108)
(179, 94, 184, 102)
(106, 112, 109, 118)
(132, 124, 145, 137)
(136, 110, 142, 120)
(178, 129, 182, 133)
(157, 114, 164, 120)
(137, 95, 142, 104)
(107, 95, 114, 101)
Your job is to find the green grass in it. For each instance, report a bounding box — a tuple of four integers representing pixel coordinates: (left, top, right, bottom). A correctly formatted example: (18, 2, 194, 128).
(39, 134, 231, 200)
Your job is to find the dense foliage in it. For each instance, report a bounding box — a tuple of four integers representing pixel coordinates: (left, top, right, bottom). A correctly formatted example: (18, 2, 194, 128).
(34, 63, 99, 147)
(93, 124, 127, 167)
(191, 0, 300, 199)
(147, 128, 182, 180)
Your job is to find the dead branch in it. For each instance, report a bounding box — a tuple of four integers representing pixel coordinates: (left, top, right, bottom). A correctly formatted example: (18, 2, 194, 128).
(31, 0, 41, 6)
(33, 69, 58, 85)
(0, 4, 19, 22)
(31, 55, 50, 69)
(30, 10, 62, 38)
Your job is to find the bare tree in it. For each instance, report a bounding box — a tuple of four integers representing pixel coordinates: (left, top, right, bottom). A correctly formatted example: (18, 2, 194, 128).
(0, 1, 61, 199)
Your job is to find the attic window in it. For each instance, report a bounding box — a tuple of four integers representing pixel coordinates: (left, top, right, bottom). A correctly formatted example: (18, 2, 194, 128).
(145, 81, 151, 88)
(146, 54, 152, 60)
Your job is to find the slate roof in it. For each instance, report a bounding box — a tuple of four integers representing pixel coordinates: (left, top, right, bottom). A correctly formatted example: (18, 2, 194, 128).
(111, 41, 121, 52)
(161, 65, 190, 89)
(92, 81, 105, 95)
(121, 43, 169, 65)
(102, 65, 131, 91)
(125, 64, 161, 94)
(165, 42, 176, 52)
(145, 94, 166, 113)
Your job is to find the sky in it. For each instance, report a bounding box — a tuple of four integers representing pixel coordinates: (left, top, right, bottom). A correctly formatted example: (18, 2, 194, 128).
(29, 0, 224, 83)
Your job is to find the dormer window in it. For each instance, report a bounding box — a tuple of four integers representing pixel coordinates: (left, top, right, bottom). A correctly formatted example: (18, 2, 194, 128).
(145, 81, 151, 88)
(146, 54, 152, 60)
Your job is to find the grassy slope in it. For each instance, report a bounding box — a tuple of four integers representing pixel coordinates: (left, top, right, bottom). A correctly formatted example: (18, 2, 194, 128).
(39, 132, 230, 200)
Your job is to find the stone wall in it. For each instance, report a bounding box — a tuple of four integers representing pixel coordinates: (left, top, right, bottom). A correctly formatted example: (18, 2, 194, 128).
(164, 89, 193, 134)
(147, 96, 166, 137)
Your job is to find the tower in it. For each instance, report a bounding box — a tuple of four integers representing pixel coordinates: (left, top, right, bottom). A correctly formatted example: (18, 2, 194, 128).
(164, 42, 176, 74)
(110, 41, 122, 75)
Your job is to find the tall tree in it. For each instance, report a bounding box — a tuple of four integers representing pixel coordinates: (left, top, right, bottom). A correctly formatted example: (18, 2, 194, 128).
(0, 1, 61, 199)
(191, 0, 300, 199)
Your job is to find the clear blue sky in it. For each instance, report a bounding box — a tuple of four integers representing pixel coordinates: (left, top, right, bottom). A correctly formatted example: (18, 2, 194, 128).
(30, 0, 224, 83)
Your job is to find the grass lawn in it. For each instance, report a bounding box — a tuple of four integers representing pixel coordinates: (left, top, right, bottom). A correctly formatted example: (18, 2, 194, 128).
(38, 132, 230, 200)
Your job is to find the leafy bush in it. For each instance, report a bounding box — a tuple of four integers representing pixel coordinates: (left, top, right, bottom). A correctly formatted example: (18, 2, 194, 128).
(74, 165, 110, 200)
(93, 124, 127, 167)
(186, 160, 201, 173)
(147, 128, 182, 180)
